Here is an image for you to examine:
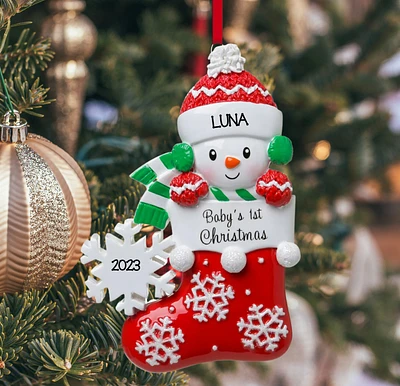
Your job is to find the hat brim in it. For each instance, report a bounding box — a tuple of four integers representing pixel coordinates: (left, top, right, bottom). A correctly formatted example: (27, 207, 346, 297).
(178, 101, 282, 145)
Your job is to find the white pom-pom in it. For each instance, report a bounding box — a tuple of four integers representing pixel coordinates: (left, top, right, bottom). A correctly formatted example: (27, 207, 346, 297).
(207, 44, 246, 78)
(221, 246, 247, 273)
(277, 242, 301, 268)
(169, 245, 195, 272)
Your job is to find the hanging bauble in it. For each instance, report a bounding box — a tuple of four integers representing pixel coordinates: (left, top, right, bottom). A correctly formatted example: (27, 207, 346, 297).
(0, 111, 91, 293)
(41, 0, 97, 155)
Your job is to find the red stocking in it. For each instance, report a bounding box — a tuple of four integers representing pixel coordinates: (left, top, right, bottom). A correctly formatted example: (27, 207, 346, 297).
(122, 248, 291, 372)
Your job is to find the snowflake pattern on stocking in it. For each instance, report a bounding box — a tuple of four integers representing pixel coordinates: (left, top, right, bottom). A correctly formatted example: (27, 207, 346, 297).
(184, 272, 235, 322)
(237, 304, 288, 352)
(135, 317, 185, 366)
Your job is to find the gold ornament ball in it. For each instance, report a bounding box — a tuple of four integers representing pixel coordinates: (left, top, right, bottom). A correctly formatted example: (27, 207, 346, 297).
(41, 0, 98, 155)
(0, 120, 91, 293)
(42, 0, 97, 62)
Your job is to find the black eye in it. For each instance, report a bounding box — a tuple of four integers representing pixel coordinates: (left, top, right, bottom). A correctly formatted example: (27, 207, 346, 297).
(209, 149, 217, 161)
(243, 147, 251, 159)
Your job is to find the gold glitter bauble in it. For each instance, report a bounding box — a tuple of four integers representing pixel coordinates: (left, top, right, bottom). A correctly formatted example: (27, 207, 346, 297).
(0, 132, 91, 292)
(41, 0, 97, 156)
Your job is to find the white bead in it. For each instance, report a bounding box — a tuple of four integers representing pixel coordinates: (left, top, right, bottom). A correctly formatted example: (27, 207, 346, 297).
(276, 242, 301, 268)
(221, 247, 247, 273)
(169, 246, 195, 272)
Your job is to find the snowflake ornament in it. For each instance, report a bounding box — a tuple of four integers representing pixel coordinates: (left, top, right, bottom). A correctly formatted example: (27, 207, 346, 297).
(136, 317, 185, 366)
(81, 219, 176, 315)
(184, 272, 235, 322)
(237, 304, 289, 352)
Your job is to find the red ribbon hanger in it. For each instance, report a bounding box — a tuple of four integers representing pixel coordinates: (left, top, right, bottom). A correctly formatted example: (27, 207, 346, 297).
(212, 0, 223, 45)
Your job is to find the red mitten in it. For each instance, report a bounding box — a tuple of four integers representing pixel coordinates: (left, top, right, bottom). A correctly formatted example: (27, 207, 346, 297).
(256, 170, 292, 207)
(170, 172, 209, 207)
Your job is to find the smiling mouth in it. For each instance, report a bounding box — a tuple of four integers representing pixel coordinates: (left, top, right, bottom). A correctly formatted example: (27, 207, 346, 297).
(225, 172, 240, 180)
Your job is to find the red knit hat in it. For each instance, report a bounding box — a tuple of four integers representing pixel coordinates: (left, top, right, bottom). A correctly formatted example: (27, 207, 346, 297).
(178, 44, 282, 145)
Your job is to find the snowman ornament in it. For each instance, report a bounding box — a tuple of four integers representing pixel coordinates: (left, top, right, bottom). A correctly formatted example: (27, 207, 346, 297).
(83, 44, 300, 372)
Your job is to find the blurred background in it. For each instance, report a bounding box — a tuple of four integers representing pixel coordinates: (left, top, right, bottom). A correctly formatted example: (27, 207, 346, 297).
(6, 0, 400, 385)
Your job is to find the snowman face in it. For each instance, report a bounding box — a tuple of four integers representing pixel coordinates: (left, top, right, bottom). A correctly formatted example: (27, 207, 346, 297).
(193, 137, 269, 190)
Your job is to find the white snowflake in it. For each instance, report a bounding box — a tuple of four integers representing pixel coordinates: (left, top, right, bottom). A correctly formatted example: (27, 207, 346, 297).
(237, 304, 289, 352)
(81, 219, 176, 315)
(135, 317, 184, 366)
(184, 272, 235, 322)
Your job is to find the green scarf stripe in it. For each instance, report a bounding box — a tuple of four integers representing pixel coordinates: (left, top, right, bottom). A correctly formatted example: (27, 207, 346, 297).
(148, 181, 170, 199)
(236, 189, 257, 201)
(159, 152, 174, 169)
(130, 165, 157, 186)
(134, 202, 169, 230)
(210, 187, 230, 201)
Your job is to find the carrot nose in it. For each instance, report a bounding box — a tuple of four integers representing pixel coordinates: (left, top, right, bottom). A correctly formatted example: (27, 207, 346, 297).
(225, 156, 241, 169)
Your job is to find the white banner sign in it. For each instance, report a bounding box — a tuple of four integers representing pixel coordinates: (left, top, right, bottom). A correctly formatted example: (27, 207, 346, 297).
(167, 197, 295, 253)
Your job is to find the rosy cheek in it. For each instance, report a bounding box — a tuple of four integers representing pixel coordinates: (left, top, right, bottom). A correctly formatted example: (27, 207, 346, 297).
(201, 166, 218, 181)
(195, 161, 216, 180)
(243, 162, 262, 178)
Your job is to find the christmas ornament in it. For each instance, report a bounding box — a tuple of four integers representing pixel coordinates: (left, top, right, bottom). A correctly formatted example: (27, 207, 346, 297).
(82, 40, 300, 371)
(41, 0, 97, 155)
(0, 111, 91, 293)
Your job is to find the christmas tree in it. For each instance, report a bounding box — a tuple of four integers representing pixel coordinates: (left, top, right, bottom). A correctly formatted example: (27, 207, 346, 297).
(0, 0, 399, 385)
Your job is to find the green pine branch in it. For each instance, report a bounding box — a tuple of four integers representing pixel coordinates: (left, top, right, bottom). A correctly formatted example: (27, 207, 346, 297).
(80, 305, 188, 386)
(91, 179, 146, 245)
(252, 0, 293, 55)
(287, 235, 349, 284)
(334, 0, 399, 50)
(354, 11, 400, 73)
(1, 29, 54, 78)
(0, 3, 54, 117)
(24, 330, 103, 385)
(90, 6, 200, 139)
(46, 264, 88, 323)
(0, 291, 55, 378)
(80, 304, 124, 353)
(0, 77, 53, 116)
(99, 353, 189, 386)
(242, 44, 282, 88)
(0, 1, 44, 29)
(0, 253, 188, 385)
(313, 113, 389, 146)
